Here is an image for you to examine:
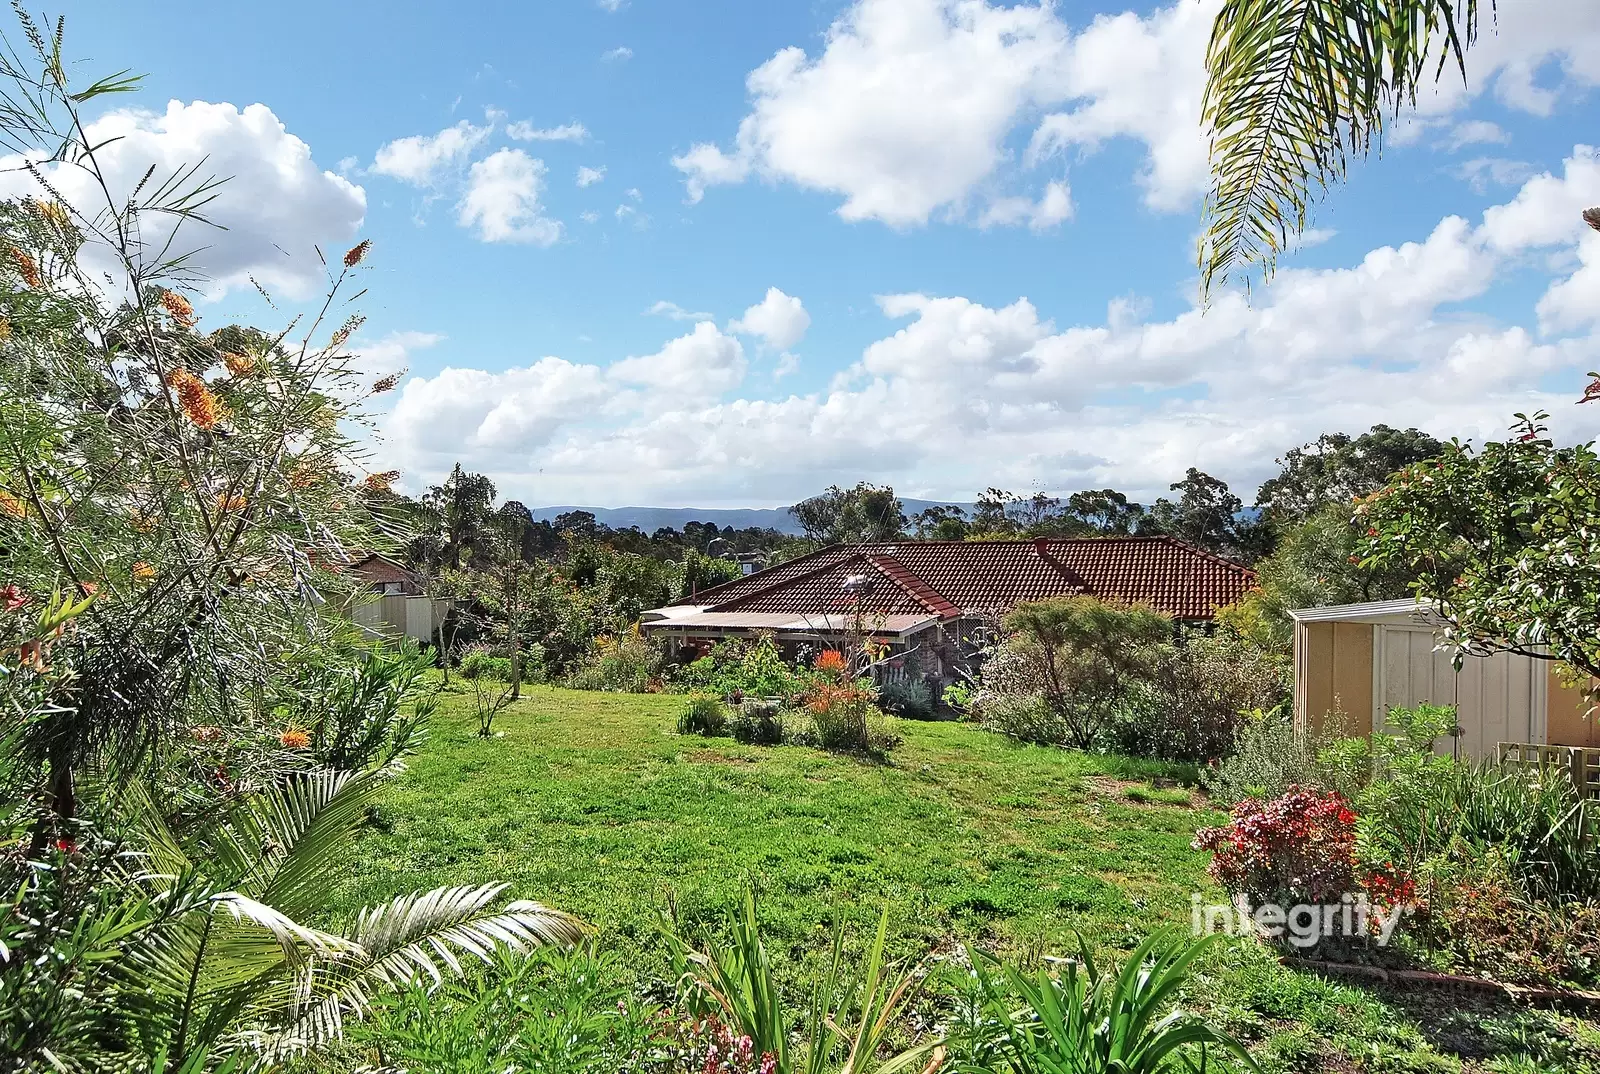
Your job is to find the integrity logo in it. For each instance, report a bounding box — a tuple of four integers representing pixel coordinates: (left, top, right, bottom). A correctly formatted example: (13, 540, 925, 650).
(1191, 894, 1406, 949)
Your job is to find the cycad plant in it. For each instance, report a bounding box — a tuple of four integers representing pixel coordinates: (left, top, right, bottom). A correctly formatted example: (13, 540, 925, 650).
(953, 931, 1258, 1074)
(4, 768, 584, 1070)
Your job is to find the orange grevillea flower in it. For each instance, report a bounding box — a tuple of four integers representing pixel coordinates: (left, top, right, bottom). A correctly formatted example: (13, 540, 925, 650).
(35, 200, 70, 229)
(814, 649, 848, 674)
(223, 351, 255, 377)
(343, 239, 371, 268)
(160, 289, 197, 328)
(215, 493, 248, 513)
(371, 371, 403, 393)
(165, 368, 222, 430)
(0, 490, 25, 518)
(363, 470, 399, 493)
(190, 724, 224, 745)
(132, 561, 156, 582)
(279, 728, 311, 750)
(9, 247, 40, 288)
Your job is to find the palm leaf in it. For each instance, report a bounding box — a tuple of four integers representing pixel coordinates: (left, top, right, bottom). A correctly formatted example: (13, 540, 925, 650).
(1199, 0, 1482, 298)
(267, 883, 584, 1056)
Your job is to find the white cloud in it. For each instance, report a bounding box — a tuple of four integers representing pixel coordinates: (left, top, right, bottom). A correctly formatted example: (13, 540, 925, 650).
(380, 148, 1600, 506)
(730, 288, 811, 350)
(597, 0, 625, 10)
(611, 321, 747, 397)
(389, 359, 612, 458)
(580, 210, 601, 223)
(675, 0, 1600, 227)
(1294, 227, 1337, 249)
(508, 121, 590, 142)
(458, 148, 562, 245)
(648, 300, 714, 321)
(602, 46, 633, 62)
(1453, 157, 1537, 194)
(372, 119, 491, 185)
(978, 180, 1073, 229)
(0, 100, 365, 302)
(352, 330, 444, 377)
(577, 165, 606, 186)
(673, 0, 1072, 225)
(1443, 120, 1510, 150)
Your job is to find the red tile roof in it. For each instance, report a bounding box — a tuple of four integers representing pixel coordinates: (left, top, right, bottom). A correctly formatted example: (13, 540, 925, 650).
(683, 537, 1253, 622)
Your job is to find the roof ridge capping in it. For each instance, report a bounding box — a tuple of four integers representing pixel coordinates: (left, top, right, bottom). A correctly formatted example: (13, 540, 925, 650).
(865, 550, 961, 619)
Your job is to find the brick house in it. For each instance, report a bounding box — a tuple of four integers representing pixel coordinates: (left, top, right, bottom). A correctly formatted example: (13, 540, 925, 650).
(640, 536, 1255, 685)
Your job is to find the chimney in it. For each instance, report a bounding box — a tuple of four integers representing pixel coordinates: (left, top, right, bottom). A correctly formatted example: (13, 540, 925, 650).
(1033, 537, 1049, 556)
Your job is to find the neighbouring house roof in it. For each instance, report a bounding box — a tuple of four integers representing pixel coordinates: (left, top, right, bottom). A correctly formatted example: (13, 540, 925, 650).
(333, 551, 421, 592)
(642, 536, 1255, 634)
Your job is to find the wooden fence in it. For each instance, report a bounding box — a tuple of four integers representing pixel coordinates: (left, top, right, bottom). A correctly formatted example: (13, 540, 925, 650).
(1498, 742, 1600, 801)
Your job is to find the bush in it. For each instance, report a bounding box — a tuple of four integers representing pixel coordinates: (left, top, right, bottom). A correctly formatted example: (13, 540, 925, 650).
(1194, 786, 1359, 918)
(677, 695, 727, 737)
(728, 700, 785, 745)
(1199, 705, 1327, 805)
(670, 634, 806, 701)
(876, 677, 935, 720)
(567, 627, 663, 693)
(801, 683, 899, 754)
(459, 649, 514, 682)
(275, 639, 438, 773)
(1116, 631, 1289, 762)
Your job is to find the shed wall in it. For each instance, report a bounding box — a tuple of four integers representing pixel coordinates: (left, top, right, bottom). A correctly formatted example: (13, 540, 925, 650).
(1297, 621, 1374, 735)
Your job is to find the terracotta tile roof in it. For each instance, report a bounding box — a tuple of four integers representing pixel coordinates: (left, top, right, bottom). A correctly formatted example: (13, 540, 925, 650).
(683, 537, 1253, 621)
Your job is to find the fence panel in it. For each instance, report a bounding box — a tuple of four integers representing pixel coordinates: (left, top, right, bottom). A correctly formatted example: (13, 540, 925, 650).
(1498, 742, 1600, 800)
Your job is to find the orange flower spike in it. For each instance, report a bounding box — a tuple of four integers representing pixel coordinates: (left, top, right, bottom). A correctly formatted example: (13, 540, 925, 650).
(165, 368, 222, 430)
(160, 289, 197, 328)
(132, 562, 156, 582)
(0, 490, 26, 518)
(371, 371, 402, 394)
(279, 728, 311, 750)
(223, 351, 255, 377)
(343, 239, 372, 268)
(9, 247, 40, 288)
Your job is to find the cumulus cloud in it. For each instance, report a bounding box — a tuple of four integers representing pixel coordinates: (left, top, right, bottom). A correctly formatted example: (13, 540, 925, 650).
(508, 120, 590, 142)
(389, 358, 612, 459)
(577, 165, 606, 186)
(610, 321, 747, 397)
(0, 100, 364, 301)
(730, 288, 811, 350)
(372, 119, 491, 185)
(351, 330, 444, 377)
(675, 0, 1600, 225)
(458, 148, 562, 245)
(382, 148, 1600, 505)
(602, 46, 633, 62)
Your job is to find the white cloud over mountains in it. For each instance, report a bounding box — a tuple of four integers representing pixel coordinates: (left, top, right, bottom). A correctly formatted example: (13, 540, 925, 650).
(0, 100, 365, 301)
(674, 0, 1600, 228)
(381, 151, 1600, 505)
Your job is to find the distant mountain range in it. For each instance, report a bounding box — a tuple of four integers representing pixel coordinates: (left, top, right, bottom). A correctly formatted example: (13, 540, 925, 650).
(526, 500, 965, 537)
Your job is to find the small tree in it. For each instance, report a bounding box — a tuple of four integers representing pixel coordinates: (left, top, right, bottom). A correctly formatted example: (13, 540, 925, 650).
(1002, 597, 1171, 750)
(1362, 410, 1600, 685)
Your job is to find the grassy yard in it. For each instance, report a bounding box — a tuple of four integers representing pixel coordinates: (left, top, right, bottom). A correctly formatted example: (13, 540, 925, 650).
(330, 685, 1600, 1073)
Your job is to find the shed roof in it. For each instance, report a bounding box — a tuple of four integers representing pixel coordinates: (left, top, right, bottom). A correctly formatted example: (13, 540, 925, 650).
(1289, 599, 1443, 625)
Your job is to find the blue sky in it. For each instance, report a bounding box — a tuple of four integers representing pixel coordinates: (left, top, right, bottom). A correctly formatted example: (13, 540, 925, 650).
(46, 0, 1600, 508)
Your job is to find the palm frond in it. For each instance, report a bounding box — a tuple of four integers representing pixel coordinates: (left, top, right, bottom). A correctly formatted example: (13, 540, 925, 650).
(269, 884, 584, 1055)
(1199, 0, 1482, 299)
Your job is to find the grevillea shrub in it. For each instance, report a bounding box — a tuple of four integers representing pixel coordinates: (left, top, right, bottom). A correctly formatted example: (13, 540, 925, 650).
(1193, 786, 1358, 908)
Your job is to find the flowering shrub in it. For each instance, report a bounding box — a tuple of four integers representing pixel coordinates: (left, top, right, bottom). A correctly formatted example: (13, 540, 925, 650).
(799, 683, 899, 753)
(813, 648, 849, 678)
(1193, 786, 1358, 908)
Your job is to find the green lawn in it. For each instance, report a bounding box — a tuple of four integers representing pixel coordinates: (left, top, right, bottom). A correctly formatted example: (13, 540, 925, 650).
(330, 685, 1600, 1073)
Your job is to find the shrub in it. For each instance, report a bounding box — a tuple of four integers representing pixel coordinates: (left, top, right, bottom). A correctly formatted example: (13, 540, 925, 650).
(728, 700, 785, 746)
(670, 634, 805, 701)
(1116, 631, 1289, 762)
(1411, 851, 1600, 986)
(1194, 786, 1359, 912)
(567, 627, 663, 693)
(991, 597, 1171, 749)
(459, 649, 514, 682)
(802, 683, 898, 753)
(678, 695, 728, 737)
(276, 639, 438, 773)
(1199, 704, 1328, 805)
(876, 677, 935, 720)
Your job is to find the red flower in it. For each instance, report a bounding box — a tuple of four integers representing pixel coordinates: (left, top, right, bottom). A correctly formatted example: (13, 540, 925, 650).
(1, 584, 28, 611)
(53, 839, 76, 854)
